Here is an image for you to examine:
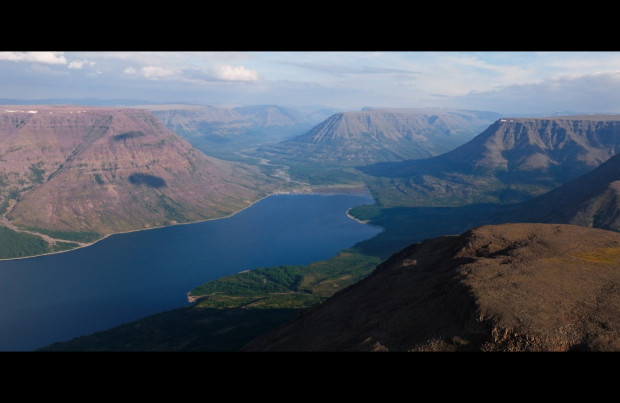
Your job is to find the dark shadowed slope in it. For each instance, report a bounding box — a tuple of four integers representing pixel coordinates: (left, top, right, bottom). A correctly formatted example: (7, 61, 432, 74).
(347, 151, 620, 261)
(504, 154, 620, 231)
(244, 223, 620, 351)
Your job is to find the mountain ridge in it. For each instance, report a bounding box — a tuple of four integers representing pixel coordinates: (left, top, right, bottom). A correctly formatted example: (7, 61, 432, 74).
(250, 108, 501, 166)
(360, 115, 620, 206)
(243, 223, 620, 352)
(0, 105, 280, 236)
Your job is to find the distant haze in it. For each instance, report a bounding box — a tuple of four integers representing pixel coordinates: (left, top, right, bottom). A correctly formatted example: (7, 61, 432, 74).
(2, 52, 620, 115)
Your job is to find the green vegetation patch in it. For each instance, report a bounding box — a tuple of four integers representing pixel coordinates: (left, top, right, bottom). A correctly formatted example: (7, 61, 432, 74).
(93, 173, 104, 185)
(0, 226, 49, 259)
(0, 188, 21, 215)
(52, 241, 80, 252)
(158, 194, 187, 222)
(348, 204, 384, 221)
(190, 248, 382, 309)
(286, 164, 363, 186)
(22, 227, 102, 243)
(0, 172, 8, 187)
(28, 161, 46, 184)
(41, 248, 383, 351)
(191, 266, 304, 298)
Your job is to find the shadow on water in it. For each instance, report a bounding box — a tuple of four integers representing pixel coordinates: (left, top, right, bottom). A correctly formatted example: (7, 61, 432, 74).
(354, 203, 513, 259)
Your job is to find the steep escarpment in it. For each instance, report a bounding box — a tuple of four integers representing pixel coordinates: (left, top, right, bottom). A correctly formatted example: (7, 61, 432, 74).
(0, 106, 278, 235)
(360, 115, 620, 206)
(244, 223, 620, 351)
(251, 108, 500, 166)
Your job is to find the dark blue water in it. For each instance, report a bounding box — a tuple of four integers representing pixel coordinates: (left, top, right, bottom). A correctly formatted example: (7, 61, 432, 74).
(0, 193, 381, 351)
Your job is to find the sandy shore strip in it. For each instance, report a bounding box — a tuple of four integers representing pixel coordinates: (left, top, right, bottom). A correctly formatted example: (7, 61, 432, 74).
(345, 208, 369, 224)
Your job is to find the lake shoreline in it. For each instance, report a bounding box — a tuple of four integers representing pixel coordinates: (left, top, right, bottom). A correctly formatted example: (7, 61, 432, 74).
(0, 189, 382, 351)
(0, 185, 374, 262)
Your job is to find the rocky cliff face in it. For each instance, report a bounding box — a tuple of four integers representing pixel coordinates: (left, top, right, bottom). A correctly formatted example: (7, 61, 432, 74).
(244, 223, 620, 351)
(251, 108, 500, 166)
(0, 106, 277, 234)
(361, 115, 620, 206)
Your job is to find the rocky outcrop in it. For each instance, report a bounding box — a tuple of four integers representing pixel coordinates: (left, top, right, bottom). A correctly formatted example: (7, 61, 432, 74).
(361, 115, 620, 206)
(0, 105, 278, 234)
(251, 108, 500, 166)
(244, 223, 620, 351)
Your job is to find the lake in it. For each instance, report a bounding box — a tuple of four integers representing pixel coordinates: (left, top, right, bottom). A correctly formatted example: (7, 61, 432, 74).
(0, 192, 382, 351)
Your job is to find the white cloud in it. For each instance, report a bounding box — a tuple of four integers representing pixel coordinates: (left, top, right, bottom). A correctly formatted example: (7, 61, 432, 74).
(0, 51, 67, 65)
(212, 64, 258, 81)
(6, 52, 620, 112)
(68, 60, 95, 69)
(453, 72, 620, 114)
(140, 66, 175, 79)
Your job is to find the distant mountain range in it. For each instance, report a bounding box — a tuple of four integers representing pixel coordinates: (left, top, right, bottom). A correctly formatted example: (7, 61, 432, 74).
(136, 104, 338, 159)
(33, 112, 620, 351)
(244, 223, 620, 351)
(0, 98, 161, 107)
(360, 115, 620, 206)
(250, 108, 501, 166)
(7, 105, 620, 352)
(0, 105, 279, 236)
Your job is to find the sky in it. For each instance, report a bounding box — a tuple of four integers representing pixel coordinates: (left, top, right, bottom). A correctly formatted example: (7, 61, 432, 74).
(2, 51, 620, 115)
